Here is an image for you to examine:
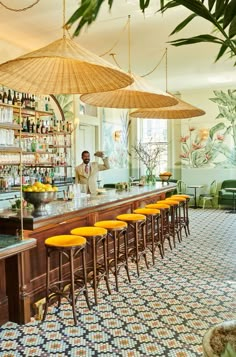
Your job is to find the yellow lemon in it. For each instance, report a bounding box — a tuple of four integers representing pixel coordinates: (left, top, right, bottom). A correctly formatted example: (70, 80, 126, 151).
(52, 186, 58, 192)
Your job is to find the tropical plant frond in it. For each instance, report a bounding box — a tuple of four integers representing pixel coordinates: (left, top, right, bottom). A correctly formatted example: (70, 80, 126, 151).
(170, 14, 197, 35)
(169, 34, 223, 46)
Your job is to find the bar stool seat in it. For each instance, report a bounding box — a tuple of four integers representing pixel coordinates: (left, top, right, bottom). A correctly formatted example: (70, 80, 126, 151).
(70, 226, 110, 305)
(43, 234, 90, 325)
(133, 208, 162, 264)
(94, 220, 131, 291)
(116, 213, 147, 276)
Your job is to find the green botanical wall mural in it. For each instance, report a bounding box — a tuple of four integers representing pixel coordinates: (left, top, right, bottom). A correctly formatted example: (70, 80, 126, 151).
(55, 94, 74, 121)
(180, 90, 236, 168)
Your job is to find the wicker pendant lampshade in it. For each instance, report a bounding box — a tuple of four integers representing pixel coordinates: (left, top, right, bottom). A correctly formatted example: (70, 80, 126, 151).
(0, 37, 133, 95)
(80, 73, 178, 108)
(129, 97, 205, 119)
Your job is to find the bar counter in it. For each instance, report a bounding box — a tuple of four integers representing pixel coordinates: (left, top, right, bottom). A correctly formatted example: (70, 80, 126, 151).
(0, 182, 176, 325)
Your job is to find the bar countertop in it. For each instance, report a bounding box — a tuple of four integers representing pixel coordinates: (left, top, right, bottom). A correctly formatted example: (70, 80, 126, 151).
(0, 235, 37, 259)
(0, 182, 176, 230)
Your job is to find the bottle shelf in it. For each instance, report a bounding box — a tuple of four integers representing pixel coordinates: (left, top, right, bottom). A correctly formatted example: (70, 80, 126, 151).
(15, 131, 71, 137)
(23, 164, 72, 168)
(0, 147, 22, 153)
(0, 123, 22, 130)
(13, 107, 53, 117)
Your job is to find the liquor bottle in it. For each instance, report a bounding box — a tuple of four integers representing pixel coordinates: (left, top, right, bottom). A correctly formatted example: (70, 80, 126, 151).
(34, 95, 38, 110)
(29, 119, 33, 133)
(25, 94, 30, 108)
(26, 117, 31, 132)
(31, 94, 35, 109)
(12, 91, 17, 105)
(41, 120, 46, 134)
(32, 120, 35, 133)
(16, 92, 21, 106)
(21, 93, 25, 108)
(22, 118, 28, 132)
(44, 97, 49, 111)
(3, 89, 8, 104)
(36, 118, 41, 134)
(7, 90, 12, 105)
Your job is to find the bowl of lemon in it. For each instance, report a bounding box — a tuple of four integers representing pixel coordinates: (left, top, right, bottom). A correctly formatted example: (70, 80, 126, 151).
(23, 182, 58, 217)
(159, 172, 172, 183)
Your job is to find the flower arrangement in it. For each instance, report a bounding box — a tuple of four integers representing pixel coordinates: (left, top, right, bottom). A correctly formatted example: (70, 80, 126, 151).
(132, 142, 164, 184)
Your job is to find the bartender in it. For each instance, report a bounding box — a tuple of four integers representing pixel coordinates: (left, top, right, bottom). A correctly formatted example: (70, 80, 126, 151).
(75, 150, 110, 194)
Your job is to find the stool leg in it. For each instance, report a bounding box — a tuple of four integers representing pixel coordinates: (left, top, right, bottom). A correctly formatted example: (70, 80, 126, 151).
(42, 247, 50, 321)
(58, 251, 62, 308)
(142, 222, 149, 269)
(156, 216, 164, 259)
(103, 237, 112, 296)
(92, 238, 98, 305)
(150, 216, 155, 265)
(134, 223, 140, 276)
(82, 248, 91, 310)
(113, 231, 119, 292)
(69, 249, 77, 325)
(123, 230, 131, 283)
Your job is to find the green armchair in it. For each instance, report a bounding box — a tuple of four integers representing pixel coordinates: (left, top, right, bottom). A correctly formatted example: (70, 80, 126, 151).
(218, 180, 236, 208)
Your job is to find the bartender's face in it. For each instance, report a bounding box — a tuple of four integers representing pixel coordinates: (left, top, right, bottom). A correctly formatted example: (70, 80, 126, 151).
(82, 152, 90, 164)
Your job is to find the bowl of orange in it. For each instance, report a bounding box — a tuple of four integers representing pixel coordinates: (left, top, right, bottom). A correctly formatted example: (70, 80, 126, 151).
(23, 182, 58, 217)
(159, 172, 172, 183)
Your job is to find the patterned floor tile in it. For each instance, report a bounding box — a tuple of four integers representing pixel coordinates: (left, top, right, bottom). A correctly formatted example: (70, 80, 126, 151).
(0, 209, 235, 356)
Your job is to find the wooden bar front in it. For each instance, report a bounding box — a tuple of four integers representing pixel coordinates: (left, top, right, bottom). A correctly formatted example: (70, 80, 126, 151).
(0, 183, 175, 324)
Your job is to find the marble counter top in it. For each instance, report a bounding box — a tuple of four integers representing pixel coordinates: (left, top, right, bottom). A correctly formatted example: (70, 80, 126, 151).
(0, 234, 37, 259)
(0, 182, 176, 230)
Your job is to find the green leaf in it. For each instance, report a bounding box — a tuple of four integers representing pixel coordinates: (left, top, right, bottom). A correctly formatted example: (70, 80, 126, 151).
(173, 0, 212, 22)
(170, 14, 197, 35)
(170, 34, 223, 46)
(221, 342, 236, 357)
(229, 15, 236, 37)
(223, 0, 236, 29)
(140, 0, 150, 12)
(209, 122, 225, 139)
(215, 0, 228, 20)
(208, 0, 217, 11)
(215, 43, 229, 61)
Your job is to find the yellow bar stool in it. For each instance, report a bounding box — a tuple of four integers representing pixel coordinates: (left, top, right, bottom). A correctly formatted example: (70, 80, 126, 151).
(43, 235, 90, 326)
(146, 203, 171, 255)
(133, 208, 162, 265)
(164, 198, 182, 245)
(94, 220, 131, 291)
(70, 226, 110, 305)
(116, 213, 147, 277)
(172, 194, 191, 235)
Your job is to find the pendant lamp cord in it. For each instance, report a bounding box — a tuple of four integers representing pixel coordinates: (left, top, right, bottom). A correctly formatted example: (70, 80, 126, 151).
(128, 15, 131, 74)
(63, 0, 66, 38)
(165, 47, 168, 93)
(0, 0, 40, 11)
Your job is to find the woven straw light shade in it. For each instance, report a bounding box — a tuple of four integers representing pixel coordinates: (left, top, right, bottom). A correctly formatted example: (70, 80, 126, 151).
(0, 37, 133, 95)
(130, 97, 205, 119)
(80, 74, 178, 108)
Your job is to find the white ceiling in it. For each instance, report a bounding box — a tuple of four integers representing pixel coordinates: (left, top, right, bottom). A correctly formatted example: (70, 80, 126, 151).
(0, 0, 235, 93)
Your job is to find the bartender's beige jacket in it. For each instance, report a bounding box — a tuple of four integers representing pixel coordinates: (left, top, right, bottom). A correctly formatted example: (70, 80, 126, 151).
(75, 157, 110, 194)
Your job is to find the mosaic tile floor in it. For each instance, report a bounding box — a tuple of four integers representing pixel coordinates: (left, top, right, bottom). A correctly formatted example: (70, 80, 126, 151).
(0, 209, 236, 356)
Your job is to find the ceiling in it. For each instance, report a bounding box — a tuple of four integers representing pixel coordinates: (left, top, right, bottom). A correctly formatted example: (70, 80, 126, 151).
(0, 0, 235, 93)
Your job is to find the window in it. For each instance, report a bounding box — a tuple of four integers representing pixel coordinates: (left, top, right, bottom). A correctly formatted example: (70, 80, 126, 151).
(140, 119, 168, 175)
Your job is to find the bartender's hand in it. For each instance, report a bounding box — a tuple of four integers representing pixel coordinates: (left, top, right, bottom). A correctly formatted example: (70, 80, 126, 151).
(94, 151, 105, 158)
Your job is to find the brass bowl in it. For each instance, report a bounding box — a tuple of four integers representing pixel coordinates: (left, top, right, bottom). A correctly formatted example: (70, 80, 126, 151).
(23, 191, 57, 217)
